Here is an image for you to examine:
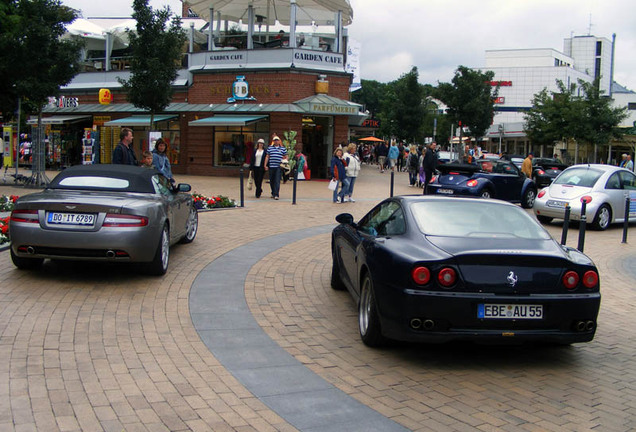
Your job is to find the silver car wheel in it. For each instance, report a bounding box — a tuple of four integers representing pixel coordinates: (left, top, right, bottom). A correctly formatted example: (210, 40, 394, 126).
(181, 207, 198, 243)
(160, 227, 170, 270)
(595, 205, 611, 230)
(480, 190, 491, 199)
(523, 189, 536, 208)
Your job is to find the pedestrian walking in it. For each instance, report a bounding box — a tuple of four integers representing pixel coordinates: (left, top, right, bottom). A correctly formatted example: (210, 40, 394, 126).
(264, 135, 287, 200)
(388, 141, 399, 172)
(407, 144, 419, 186)
(330, 148, 349, 203)
(422, 142, 438, 194)
(343, 143, 361, 202)
(250, 138, 267, 198)
(112, 128, 138, 166)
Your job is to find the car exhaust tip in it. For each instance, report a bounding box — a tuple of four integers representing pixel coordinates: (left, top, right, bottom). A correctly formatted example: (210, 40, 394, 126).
(575, 321, 587, 332)
(585, 321, 595, 331)
(423, 319, 435, 330)
(26, 246, 35, 255)
(106, 250, 116, 258)
(410, 318, 422, 330)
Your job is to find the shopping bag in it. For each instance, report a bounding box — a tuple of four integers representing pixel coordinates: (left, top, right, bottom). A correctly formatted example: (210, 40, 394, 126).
(247, 171, 253, 190)
(328, 179, 338, 191)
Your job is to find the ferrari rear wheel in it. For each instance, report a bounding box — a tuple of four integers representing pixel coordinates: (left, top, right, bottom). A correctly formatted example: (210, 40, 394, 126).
(480, 189, 492, 199)
(147, 224, 170, 275)
(10, 249, 44, 270)
(330, 247, 346, 291)
(359, 273, 386, 347)
(180, 206, 198, 244)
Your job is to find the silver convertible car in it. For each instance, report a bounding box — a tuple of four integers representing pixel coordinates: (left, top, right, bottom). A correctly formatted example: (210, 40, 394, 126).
(533, 164, 636, 230)
(9, 164, 198, 275)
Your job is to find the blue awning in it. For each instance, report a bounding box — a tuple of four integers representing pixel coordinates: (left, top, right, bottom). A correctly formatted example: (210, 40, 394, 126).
(104, 115, 177, 126)
(188, 115, 267, 127)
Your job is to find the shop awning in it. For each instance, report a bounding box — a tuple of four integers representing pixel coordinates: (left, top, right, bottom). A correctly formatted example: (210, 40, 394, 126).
(27, 115, 91, 125)
(104, 115, 177, 126)
(294, 94, 364, 116)
(188, 115, 268, 127)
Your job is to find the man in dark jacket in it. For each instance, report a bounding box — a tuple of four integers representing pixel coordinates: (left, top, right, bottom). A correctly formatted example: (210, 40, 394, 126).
(112, 128, 138, 165)
(422, 142, 438, 194)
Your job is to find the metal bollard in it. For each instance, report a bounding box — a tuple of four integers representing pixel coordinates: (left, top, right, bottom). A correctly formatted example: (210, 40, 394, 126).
(390, 171, 394, 197)
(622, 196, 630, 244)
(578, 198, 588, 252)
(292, 167, 298, 205)
(239, 169, 245, 208)
(561, 204, 571, 245)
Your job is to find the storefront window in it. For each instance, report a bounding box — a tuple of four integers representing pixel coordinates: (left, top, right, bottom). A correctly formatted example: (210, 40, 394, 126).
(213, 121, 269, 167)
(147, 119, 181, 166)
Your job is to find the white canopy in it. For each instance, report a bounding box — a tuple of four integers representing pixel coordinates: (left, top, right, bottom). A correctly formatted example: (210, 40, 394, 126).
(187, 0, 353, 26)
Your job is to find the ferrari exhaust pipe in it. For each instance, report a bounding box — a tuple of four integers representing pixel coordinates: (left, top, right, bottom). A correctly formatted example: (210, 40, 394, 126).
(410, 318, 422, 330)
(26, 246, 35, 255)
(575, 321, 587, 332)
(585, 321, 595, 331)
(106, 250, 116, 258)
(423, 319, 435, 330)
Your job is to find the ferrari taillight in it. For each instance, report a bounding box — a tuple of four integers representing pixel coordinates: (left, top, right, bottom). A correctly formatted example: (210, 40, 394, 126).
(103, 214, 148, 227)
(537, 169, 545, 175)
(10, 209, 38, 223)
(466, 179, 478, 187)
(438, 268, 457, 287)
(563, 271, 579, 290)
(430, 176, 437, 184)
(582, 271, 599, 288)
(538, 190, 546, 198)
(412, 266, 431, 285)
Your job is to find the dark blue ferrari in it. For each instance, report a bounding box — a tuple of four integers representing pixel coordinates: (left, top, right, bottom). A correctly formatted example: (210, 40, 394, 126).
(331, 196, 601, 347)
(427, 159, 537, 208)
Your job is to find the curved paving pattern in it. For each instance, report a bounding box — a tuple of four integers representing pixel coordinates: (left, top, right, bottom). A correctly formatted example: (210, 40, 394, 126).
(1, 166, 636, 431)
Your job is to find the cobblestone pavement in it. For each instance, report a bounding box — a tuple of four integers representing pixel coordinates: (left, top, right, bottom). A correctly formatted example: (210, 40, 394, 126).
(1, 165, 635, 431)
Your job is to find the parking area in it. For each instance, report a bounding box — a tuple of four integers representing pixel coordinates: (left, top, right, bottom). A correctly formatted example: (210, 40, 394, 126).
(1, 165, 635, 431)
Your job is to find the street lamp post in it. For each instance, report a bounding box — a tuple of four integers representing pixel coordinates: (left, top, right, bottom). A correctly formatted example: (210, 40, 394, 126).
(498, 124, 504, 155)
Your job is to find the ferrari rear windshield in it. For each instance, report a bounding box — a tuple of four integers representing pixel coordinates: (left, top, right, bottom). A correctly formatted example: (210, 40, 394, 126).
(412, 200, 551, 240)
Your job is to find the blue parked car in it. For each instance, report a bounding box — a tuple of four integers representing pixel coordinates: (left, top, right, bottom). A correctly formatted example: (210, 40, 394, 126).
(427, 159, 537, 208)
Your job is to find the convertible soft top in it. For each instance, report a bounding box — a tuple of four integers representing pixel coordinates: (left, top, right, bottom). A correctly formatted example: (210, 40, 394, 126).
(48, 164, 159, 193)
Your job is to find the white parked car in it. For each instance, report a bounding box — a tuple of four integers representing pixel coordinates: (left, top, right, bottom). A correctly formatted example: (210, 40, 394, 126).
(533, 164, 636, 230)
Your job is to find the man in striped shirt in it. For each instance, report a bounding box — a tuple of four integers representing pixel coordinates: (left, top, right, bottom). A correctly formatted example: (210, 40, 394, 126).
(264, 135, 287, 200)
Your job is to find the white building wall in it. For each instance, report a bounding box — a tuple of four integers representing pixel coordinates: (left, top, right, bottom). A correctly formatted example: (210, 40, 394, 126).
(563, 35, 612, 94)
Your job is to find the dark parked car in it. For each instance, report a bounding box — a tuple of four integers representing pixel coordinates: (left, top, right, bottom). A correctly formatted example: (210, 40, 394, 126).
(532, 158, 569, 188)
(427, 159, 537, 208)
(9, 164, 198, 275)
(331, 196, 601, 347)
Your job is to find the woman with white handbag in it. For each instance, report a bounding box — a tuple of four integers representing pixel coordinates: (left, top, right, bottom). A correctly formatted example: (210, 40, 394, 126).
(330, 147, 349, 203)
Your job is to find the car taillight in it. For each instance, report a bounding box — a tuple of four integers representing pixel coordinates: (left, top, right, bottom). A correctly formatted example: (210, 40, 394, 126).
(10, 209, 38, 223)
(538, 190, 546, 198)
(582, 271, 599, 288)
(537, 169, 545, 175)
(581, 195, 593, 204)
(438, 268, 456, 287)
(430, 176, 437, 183)
(412, 266, 431, 285)
(466, 179, 478, 187)
(103, 214, 148, 227)
(563, 271, 579, 290)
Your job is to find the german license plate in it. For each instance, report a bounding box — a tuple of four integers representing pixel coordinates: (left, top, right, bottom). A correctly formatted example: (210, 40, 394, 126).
(546, 200, 567, 208)
(437, 188, 454, 195)
(47, 212, 96, 226)
(478, 304, 543, 319)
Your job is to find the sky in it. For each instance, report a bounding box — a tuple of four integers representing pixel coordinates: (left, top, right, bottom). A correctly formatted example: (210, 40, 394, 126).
(62, 0, 636, 91)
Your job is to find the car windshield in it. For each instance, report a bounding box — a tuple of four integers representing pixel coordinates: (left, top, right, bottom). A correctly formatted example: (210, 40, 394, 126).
(411, 200, 551, 240)
(554, 167, 603, 188)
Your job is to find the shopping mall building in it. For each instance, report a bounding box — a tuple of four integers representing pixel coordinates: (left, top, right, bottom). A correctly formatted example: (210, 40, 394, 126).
(21, 1, 364, 179)
(482, 34, 636, 164)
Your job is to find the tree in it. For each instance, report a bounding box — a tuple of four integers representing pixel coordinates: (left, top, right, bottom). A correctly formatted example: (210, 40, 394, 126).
(435, 66, 498, 140)
(385, 67, 426, 142)
(118, 0, 186, 133)
(0, 0, 82, 185)
(524, 78, 626, 161)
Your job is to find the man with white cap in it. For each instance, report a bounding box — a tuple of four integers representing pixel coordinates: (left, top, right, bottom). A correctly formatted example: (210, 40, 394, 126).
(264, 134, 287, 200)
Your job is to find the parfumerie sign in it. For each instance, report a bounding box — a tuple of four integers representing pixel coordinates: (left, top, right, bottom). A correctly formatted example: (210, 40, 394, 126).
(310, 103, 358, 115)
